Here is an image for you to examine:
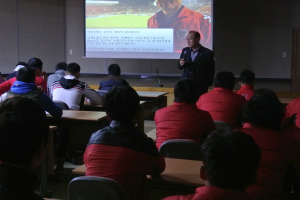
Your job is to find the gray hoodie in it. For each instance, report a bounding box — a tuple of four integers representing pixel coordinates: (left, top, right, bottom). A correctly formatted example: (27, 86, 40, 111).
(47, 69, 65, 98)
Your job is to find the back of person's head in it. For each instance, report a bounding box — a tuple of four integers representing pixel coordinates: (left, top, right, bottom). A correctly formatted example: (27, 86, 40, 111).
(102, 85, 139, 121)
(66, 63, 81, 75)
(55, 62, 67, 71)
(201, 129, 261, 191)
(27, 58, 43, 70)
(16, 67, 35, 83)
(213, 71, 235, 90)
(108, 64, 121, 76)
(0, 97, 49, 167)
(174, 78, 198, 104)
(16, 61, 27, 67)
(240, 69, 255, 84)
(242, 88, 285, 130)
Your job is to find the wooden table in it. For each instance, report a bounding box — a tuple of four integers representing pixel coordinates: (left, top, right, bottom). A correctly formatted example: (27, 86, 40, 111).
(72, 158, 204, 189)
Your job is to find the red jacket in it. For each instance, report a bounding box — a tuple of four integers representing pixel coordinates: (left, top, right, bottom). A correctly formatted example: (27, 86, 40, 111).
(241, 123, 300, 199)
(0, 77, 47, 96)
(154, 102, 216, 149)
(284, 98, 300, 127)
(236, 84, 254, 101)
(196, 87, 247, 127)
(84, 121, 165, 200)
(163, 186, 252, 200)
(148, 6, 211, 53)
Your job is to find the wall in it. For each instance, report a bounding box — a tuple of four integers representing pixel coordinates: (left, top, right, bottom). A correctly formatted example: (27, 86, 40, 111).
(0, 0, 65, 74)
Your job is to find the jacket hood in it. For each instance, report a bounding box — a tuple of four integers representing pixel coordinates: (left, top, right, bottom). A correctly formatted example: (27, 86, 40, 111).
(55, 69, 65, 79)
(11, 81, 38, 94)
(59, 77, 80, 89)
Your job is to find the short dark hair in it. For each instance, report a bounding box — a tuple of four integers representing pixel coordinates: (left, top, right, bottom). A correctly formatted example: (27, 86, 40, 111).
(213, 71, 235, 90)
(102, 85, 139, 121)
(16, 61, 27, 67)
(16, 67, 35, 83)
(55, 62, 67, 71)
(189, 31, 201, 39)
(108, 64, 121, 76)
(242, 88, 285, 130)
(27, 58, 43, 70)
(240, 69, 255, 84)
(66, 63, 81, 75)
(202, 129, 261, 191)
(0, 97, 49, 167)
(174, 78, 198, 103)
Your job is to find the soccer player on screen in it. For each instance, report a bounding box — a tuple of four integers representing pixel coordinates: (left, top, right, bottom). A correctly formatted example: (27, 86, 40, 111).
(148, 0, 211, 53)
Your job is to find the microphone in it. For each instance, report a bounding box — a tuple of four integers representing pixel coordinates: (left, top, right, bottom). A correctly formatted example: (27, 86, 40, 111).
(183, 50, 187, 60)
(155, 69, 163, 87)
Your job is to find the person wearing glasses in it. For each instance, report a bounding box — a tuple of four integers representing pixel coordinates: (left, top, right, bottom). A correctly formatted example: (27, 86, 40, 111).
(178, 31, 215, 97)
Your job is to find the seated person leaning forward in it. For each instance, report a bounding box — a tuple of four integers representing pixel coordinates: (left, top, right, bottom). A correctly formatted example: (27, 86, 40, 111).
(98, 63, 129, 91)
(164, 129, 261, 200)
(84, 85, 165, 200)
(241, 88, 300, 199)
(0, 97, 50, 200)
(196, 71, 247, 128)
(155, 78, 216, 149)
(52, 62, 102, 110)
(0, 67, 62, 117)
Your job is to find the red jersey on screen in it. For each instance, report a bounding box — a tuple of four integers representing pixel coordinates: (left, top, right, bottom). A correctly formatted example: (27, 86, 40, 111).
(236, 84, 255, 101)
(148, 6, 211, 53)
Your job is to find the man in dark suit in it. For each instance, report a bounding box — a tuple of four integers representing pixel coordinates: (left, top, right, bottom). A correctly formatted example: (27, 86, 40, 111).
(178, 31, 215, 97)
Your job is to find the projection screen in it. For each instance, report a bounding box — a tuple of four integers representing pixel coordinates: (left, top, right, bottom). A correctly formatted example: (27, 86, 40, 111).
(85, 0, 213, 59)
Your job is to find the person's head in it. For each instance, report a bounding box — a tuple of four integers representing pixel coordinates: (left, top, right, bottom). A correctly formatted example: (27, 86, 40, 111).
(174, 78, 198, 104)
(108, 64, 121, 76)
(16, 67, 36, 83)
(27, 58, 43, 72)
(201, 129, 261, 191)
(155, 0, 181, 13)
(66, 63, 81, 78)
(55, 62, 67, 71)
(102, 85, 139, 122)
(213, 71, 235, 90)
(239, 69, 255, 86)
(0, 97, 49, 168)
(242, 88, 285, 130)
(186, 31, 201, 49)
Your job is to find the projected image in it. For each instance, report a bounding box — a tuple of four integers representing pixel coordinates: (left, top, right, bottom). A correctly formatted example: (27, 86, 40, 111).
(85, 0, 212, 58)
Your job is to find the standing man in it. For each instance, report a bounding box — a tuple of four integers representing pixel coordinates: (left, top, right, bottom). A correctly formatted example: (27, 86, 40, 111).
(178, 31, 215, 97)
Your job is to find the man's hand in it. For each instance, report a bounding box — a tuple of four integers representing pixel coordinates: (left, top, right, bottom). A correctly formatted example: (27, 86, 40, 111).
(179, 58, 186, 66)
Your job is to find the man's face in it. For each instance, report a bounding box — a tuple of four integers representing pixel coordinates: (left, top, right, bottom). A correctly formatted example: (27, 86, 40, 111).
(155, 0, 182, 12)
(186, 33, 200, 48)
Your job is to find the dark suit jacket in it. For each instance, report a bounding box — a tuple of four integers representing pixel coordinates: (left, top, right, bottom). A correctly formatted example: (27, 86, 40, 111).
(178, 45, 215, 95)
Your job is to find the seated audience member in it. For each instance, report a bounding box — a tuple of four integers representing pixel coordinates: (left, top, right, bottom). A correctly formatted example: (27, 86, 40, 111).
(98, 63, 129, 91)
(284, 98, 300, 127)
(47, 62, 67, 98)
(52, 62, 102, 110)
(241, 88, 300, 199)
(0, 67, 62, 117)
(84, 85, 165, 200)
(196, 71, 247, 127)
(155, 78, 216, 149)
(0, 97, 49, 200)
(164, 129, 261, 200)
(6, 61, 27, 80)
(0, 58, 47, 96)
(236, 69, 255, 100)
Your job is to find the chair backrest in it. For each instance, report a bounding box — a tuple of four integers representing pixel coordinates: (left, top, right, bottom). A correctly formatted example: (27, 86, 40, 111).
(68, 176, 128, 200)
(214, 120, 230, 130)
(159, 139, 202, 161)
(96, 90, 109, 97)
(53, 100, 70, 110)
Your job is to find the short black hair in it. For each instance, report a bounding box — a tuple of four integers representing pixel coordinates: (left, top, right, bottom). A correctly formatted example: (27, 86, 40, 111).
(102, 85, 139, 121)
(202, 129, 261, 191)
(240, 69, 255, 84)
(66, 63, 81, 75)
(213, 71, 235, 90)
(0, 97, 49, 167)
(108, 64, 121, 76)
(16, 67, 35, 83)
(27, 58, 43, 70)
(189, 31, 201, 39)
(55, 62, 67, 71)
(16, 61, 27, 67)
(242, 88, 285, 130)
(174, 78, 198, 104)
